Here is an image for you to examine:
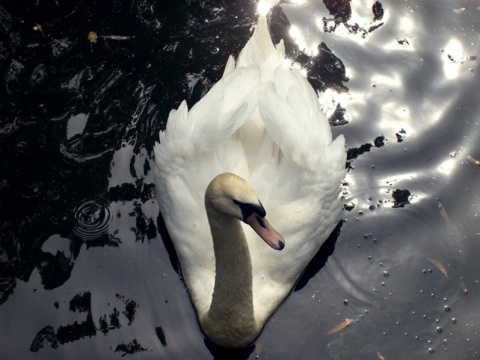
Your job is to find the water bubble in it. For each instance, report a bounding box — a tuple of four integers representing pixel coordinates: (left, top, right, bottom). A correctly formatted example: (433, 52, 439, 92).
(383, 271, 389, 277)
(428, 348, 435, 354)
(343, 299, 349, 305)
(210, 46, 220, 54)
(436, 327, 443, 333)
(444, 306, 451, 312)
(451, 318, 457, 324)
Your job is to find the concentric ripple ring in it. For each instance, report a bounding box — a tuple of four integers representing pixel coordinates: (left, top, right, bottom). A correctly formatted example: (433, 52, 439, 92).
(73, 199, 113, 240)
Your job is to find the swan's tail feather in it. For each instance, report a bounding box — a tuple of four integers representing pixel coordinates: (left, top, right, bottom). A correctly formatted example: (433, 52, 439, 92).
(236, 15, 282, 82)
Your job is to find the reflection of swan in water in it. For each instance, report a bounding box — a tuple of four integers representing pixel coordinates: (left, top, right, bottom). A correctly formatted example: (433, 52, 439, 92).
(154, 15, 346, 348)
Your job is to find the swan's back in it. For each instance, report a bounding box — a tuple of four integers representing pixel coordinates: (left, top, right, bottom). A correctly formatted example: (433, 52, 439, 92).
(154, 15, 346, 325)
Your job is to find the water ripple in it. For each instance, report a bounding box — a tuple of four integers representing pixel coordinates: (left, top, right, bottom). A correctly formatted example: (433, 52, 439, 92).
(73, 199, 113, 240)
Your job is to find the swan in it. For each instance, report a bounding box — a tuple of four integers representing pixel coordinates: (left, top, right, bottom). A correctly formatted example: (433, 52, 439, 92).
(154, 15, 346, 348)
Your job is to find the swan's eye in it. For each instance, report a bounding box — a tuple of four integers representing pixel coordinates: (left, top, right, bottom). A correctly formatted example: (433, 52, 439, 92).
(232, 199, 266, 221)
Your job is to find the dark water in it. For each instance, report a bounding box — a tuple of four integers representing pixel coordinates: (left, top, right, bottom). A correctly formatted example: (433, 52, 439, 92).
(1, 0, 479, 359)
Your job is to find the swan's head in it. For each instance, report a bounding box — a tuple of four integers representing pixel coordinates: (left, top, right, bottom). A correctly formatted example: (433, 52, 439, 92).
(205, 173, 285, 250)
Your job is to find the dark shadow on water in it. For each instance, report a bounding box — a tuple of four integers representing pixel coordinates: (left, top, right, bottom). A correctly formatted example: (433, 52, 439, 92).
(205, 338, 255, 360)
(294, 219, 343, 292)
(157, 212, 180, 274)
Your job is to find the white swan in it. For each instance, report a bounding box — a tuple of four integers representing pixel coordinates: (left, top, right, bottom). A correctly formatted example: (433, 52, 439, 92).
(154, 15, 346, 348)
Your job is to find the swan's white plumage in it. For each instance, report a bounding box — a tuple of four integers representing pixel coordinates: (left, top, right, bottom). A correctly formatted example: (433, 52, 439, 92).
(154, 15, 346, 341)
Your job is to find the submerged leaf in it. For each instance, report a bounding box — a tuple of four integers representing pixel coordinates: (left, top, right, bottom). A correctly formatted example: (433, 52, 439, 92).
(427, 258, 449, 278)
(437, 201, 450, 224)
(326, 318, 354, 335)
(453, 7, 467, 14)
(467, 155, 480, 166)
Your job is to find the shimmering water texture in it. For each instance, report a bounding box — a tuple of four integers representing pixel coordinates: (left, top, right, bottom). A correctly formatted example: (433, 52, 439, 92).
(1, 0, 479, 359)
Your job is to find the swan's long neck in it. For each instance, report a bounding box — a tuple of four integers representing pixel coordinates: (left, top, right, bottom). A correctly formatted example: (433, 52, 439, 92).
(201, 206, 258, 347)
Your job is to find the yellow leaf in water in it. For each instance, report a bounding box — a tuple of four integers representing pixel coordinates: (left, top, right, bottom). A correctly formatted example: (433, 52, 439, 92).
(88, 31, 98, 43)
(427, 258, 449, 278)
(326, 318, 354, 335)
(467, 155, 480, 165)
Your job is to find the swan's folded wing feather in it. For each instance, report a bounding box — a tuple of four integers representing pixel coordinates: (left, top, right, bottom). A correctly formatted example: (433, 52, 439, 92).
(259, 66, 338, 171)
(159, 65, 260, 158)
(251, 65, 346, 323)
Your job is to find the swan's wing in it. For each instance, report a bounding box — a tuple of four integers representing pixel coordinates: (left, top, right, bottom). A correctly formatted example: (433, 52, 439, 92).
(249, 65, 346, 323)
(154, 65, 260, 315)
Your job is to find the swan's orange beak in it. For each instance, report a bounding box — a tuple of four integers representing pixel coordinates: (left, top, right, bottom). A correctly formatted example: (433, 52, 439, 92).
(246, 213, 285, 250)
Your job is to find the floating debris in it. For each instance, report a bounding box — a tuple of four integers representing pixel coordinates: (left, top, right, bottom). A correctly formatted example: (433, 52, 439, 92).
(326, 318, 354, 335)
(33, 23, 47, 38)
(377, 351, 386, 360)
(427, 258, 449, 279)
(87, 31, 97, 42)
(372, 1, 384, 21)
(113, 339, 148, 356)
(437, 201, 450, 224)
(467, 155, 480, 166)
(155, 326, 167, 347)
(392, 189, 411, 208)
(453, 7, 467, 14)
(88, 31, 134, 43)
